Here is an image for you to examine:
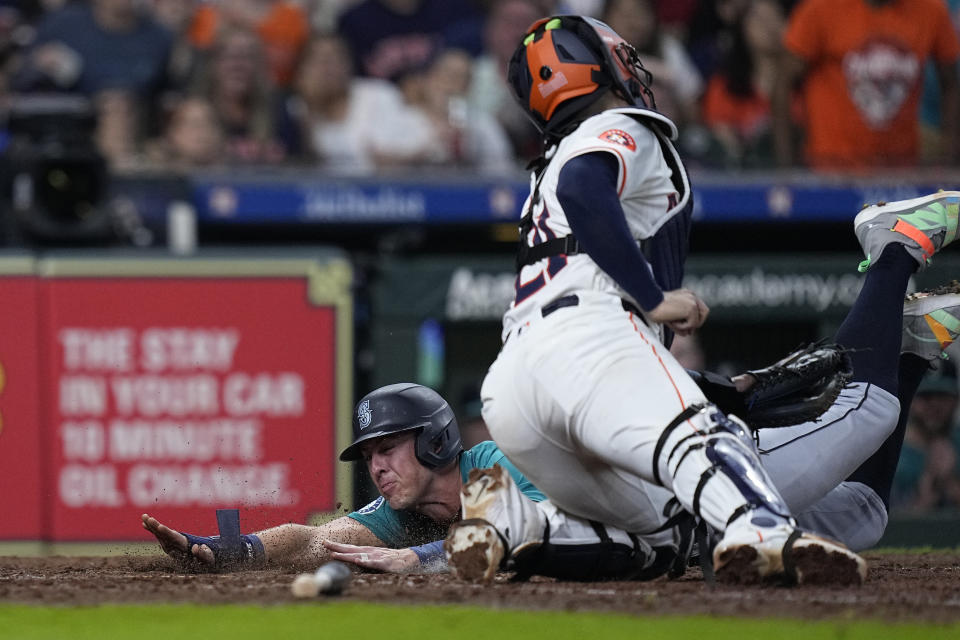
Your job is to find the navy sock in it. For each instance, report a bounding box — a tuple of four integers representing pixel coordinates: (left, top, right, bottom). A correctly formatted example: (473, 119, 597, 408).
(845, 353, 929, 508)
(832, 244, 916, 395)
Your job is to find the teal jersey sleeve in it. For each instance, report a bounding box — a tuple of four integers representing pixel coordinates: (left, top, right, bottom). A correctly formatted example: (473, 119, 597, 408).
(346, 441, 545, 548)
(346, 496, 448, 548)
(459, 441, 546, 502)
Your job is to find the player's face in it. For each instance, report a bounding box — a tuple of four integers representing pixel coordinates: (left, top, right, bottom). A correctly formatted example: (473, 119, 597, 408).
(361, 433, 433, 511)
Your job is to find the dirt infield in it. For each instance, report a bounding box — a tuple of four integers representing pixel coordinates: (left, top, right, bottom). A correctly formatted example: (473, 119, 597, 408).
(2, 552, 959, 622)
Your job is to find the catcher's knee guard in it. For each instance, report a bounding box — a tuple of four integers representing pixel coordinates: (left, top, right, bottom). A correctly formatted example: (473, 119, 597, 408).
(654, 405, 791, 532)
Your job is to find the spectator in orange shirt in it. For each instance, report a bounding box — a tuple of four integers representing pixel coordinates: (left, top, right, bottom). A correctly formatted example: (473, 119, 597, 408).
(702, 0, 797, 168)
(772, 0, 960, 169)
(189, 0, 309, 88)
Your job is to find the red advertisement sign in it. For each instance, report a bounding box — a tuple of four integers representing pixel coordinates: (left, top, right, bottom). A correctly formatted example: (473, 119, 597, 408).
(0, 275, 42, 539)
(40, 275, 341, 541)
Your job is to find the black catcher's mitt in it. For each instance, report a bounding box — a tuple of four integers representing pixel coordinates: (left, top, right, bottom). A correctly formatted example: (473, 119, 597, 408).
(740, 343, 853, 429)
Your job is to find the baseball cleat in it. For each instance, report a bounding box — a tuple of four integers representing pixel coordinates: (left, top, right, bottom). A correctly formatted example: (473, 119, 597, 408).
(902, 281, 960, 361)
(445, 464, 547, 582)
(854, 191, 960, 272)
(444, 518, 506, 582)
(445, 465, 511, 582)
(459, 465, 508, 519)
(713, 522, 867, 586)
(783, 532, 867, 586)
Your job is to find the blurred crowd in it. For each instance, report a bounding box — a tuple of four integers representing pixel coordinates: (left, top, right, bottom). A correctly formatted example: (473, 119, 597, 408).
(0, 0, 958, 175)
(891, 359, 960, 514)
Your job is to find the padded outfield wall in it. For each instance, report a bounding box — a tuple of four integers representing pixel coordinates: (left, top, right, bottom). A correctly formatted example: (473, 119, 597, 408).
(0, 249, 353, 552)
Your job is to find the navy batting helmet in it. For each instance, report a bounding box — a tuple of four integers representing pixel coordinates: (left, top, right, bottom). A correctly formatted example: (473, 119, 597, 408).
(339, 383, 463, 469)
(507, 15, 656, 141)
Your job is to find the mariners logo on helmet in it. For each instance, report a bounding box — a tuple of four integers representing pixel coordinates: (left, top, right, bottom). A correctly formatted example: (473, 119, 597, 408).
(341, 383, 463, 468)
(357, 399, 372, 429)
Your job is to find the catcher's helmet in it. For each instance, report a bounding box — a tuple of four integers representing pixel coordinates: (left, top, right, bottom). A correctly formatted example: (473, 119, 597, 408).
(507, 15, 656, 140)
(339, 383, 463, 469)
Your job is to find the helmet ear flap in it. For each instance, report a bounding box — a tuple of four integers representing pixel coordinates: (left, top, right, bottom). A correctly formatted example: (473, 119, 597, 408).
(414, 410, 462, 469)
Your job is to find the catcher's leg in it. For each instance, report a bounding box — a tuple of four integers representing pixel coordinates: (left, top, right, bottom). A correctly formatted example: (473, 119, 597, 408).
(487, 310, 865, 585)
(444, 465, 670, 583)
(656, 405, 867, 585)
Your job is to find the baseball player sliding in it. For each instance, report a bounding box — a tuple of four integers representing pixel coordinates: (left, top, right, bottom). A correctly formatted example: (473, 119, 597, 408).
(143, 383, 550, 574)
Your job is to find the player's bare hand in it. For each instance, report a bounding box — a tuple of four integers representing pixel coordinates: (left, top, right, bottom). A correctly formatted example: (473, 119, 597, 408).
(647, 289, 709, 335)
(322, 539, 420, 573)
(141, 513, 215, 565)
(731, 374, 756, 393)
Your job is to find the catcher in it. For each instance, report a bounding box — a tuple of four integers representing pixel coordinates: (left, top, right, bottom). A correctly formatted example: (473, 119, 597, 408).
(445, 11, 960, 583)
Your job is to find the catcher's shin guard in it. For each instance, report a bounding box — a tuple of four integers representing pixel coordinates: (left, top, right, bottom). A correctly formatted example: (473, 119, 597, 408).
(653, 405, 791, 532)
(654, 405, 869, 585)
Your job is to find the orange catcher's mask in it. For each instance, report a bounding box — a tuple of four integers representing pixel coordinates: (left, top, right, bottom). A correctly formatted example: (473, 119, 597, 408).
(507, 15, 655, 141)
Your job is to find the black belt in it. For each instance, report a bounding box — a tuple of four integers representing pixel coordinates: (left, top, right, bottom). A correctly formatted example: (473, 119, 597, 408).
(540, 294, 644, 318)
(540, 294, 580, 317)
(505, 295, 643, 345)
